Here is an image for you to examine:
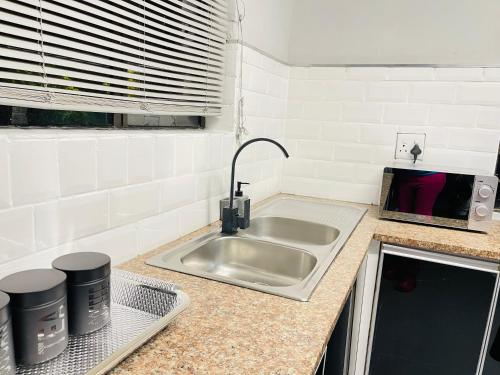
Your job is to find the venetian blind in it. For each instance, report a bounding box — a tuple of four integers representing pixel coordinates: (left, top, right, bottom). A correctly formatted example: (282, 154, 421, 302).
(0, 0, 227, 115)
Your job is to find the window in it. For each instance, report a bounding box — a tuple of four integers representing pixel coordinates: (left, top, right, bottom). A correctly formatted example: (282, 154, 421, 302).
(0, 105, 204, 128)
(0, 0, 227, 116)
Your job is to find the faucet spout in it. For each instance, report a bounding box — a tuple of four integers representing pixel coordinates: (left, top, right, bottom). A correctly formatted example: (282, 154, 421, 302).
(222, 137, 290, 234)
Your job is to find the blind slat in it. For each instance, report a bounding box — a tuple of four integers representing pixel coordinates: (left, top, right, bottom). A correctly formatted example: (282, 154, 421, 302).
(41, 22, 224, 67)
(41, 5, 225, 57)
(0, 0, 227, 115)
(44, 0, 226, 47)
(38, 11, 224, 61)
(44, 57, 222, 91)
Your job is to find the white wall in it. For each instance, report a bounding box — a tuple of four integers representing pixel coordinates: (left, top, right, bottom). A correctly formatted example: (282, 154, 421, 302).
(240, 0, 295, 63)
(288, 0, 500, 65)
(0, 44, 288, 277)
(282, 66, 500, 203)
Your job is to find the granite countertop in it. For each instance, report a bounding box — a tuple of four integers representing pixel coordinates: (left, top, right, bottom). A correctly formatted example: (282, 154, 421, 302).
(374, 216, 500, 262)
(110, 194, 500, 375)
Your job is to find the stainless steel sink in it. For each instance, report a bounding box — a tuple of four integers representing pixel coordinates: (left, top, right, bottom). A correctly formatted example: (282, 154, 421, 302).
(147, 197, 366, 301)
(180, 237, 317, 287)
(241, 216, 340, 246)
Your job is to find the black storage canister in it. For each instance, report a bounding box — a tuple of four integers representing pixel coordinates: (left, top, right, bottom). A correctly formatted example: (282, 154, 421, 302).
(0, 291, 15, 374)
(0, 269, 68, 365)
(52, 252, 111, 335)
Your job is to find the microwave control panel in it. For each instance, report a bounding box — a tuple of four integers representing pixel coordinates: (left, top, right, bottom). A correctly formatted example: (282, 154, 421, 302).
(469, 175, 499, 231)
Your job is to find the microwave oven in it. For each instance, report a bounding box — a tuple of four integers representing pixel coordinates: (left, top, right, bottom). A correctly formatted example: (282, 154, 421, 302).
(379, 166, 498, 232)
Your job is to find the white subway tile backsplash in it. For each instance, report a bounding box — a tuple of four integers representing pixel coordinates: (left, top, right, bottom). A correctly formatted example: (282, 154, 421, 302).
(242, 46, 263, 68)
(196, 171, 225, 200)
(10, 140, 59, 205)
(484, 68, 500, 82)
(193, 135, 211, 173)
(0, 245, 74, 279)
(285, 65, 500, 202)
(308, 67, 346, 80)
(367, 82, 408, 103)
(360, 125, 398, 145)
(208, 134, 223, 170)
(457, 83, 500, 106)
(424, 148, 497, 173)
(280, 176, 334, 199)
(76, 224, 138, 265)
(59, 139, 97, 196)
(0, 140, 10, 208)
(283, 158, 318, 178)
(302, 101, 342, 121)
(153, 135, 175, 179)
(3, 51, 500, 274)
(137, 210, 179, 252)
(386, 68, 434, 81)
(287, 100, 304, 119)
(477, 108, 500, 129)
(342, 102, 383, 123)
(334, 143, 375, 163)
(429, 105, 477, 127)
(109, 183, 160, 227)
(0, 206, 35, 262)
(409, 82, 457, 104)
(323, 81, 366, 101)
(174, 136, 194, 176)
(434, 68, 484, 82)
(447, 128, 500, 153)
(316, 161, 357, 182)
(356, 164, 384, 186)
(285, 119, 322, 140)
(160, 175, 196, 211)
(330, 182, 380, 205)
(296, 140, 334, 161)
(97, 137, 127, 189)
(35, 192, 109, 250)
(178, 199, 211, 236)
(128, 136, 153, 184)
(346, 67, 387, 81)
(383, 103, 429, 125)
(288, 80, 325, 100)
(321, 123, 361, 143)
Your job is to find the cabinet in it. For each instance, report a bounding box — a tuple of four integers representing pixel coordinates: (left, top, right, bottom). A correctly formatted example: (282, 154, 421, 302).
(316, 291, 354, 375)
(366, 245, 499, 375)
(483, 296, 500, 374)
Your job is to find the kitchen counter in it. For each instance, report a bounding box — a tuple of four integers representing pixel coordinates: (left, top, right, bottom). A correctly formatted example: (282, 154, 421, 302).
(374, 215, 500, 262)
(110, 194, 500, 375)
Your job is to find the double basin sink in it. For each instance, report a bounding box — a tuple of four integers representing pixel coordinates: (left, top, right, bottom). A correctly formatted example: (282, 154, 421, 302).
(147, 198, 366, 301)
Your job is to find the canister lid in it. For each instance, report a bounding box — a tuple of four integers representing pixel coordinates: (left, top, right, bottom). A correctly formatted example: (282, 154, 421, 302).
(0, 269, 67, 309)
(0, 291, 10, 325)
(52, 252, 111, 284)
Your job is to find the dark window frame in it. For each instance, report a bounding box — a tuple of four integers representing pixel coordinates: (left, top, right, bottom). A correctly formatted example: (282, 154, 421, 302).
(0, 106, 205, 130)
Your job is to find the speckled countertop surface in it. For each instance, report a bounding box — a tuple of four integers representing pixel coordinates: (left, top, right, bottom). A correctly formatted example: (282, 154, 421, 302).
(110, 194, 499, 375)
(374, 216, 500, 262)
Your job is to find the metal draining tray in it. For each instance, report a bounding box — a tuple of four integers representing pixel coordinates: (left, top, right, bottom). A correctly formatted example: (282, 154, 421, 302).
(16, 269, 190, 375)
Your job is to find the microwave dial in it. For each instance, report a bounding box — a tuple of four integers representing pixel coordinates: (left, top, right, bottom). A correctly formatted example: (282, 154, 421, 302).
(475, 204, 490, 218)
(478, 185, 495, 199)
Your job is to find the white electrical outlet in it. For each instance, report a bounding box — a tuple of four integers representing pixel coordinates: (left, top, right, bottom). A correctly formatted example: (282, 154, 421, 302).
(395, 133, 426, 161)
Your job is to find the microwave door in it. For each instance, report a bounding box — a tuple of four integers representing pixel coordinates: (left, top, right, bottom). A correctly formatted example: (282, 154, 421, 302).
(379, 168, 473, 229)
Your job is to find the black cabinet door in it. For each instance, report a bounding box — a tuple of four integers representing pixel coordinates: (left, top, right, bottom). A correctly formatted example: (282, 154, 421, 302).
(368, 249, 497, 375)
(316, 291, 353, 375)
(483, 296, 500, 374)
